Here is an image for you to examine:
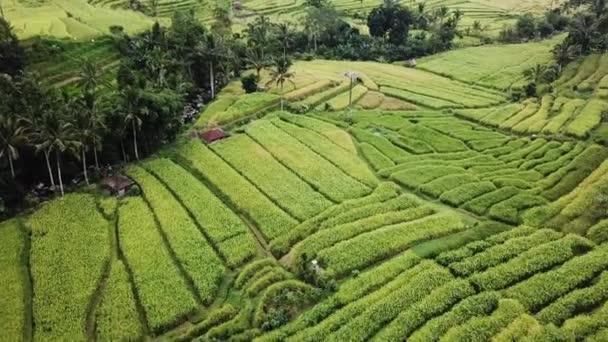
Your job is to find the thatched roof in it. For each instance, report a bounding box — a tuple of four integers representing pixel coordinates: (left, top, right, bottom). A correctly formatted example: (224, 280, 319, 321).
(101, 175, 134, 192)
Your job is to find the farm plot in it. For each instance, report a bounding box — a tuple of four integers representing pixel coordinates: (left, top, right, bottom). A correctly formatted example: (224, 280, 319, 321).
(256, 224, 608, 341)
(343, 111, 607, 225)
(275, 60, 508, 111)
(245, 119, 372, 202)
(27, 194, 111, 341)
(175, 140, 298, 240)
(143, 158, 258, 267)
(118, 197, 198, 333)
(0, 219, 28, 341)
(417, 36, 561, 89)
(126, 165, 225, 303)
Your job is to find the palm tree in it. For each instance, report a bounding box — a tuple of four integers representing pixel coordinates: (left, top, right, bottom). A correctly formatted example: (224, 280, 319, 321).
(197, 34, 221, 99)
(33, 110, 80, 196)
(74, 104, 103, 186)
(76, 58, 110, 96)
(275, 22, 293, 60)
(120, 86, 146, 160)
(246, 47, 269, 79)
(266, 58, 296, 111)
(569, 14, 597, 53)
(0, 114, 26, 179)
(552, 42, 580, 68)
(523, 64, 549, 84)
(76, 59, 108, 171)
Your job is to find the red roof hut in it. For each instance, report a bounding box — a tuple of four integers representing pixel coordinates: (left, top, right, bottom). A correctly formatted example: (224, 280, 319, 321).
(201, 128, 228, 144)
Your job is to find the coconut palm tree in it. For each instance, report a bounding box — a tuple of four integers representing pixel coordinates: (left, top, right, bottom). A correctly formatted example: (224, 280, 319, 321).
(198, 33, 227, 99)
(76, 58, 110, 96)
(569, 14, 597, 53)
(120, 86, 146, 160)
(266, 58, 296, 111)
(275, 22, 293, 60)
(0, 114, 27, 179)
(76, 59, 108, 171)
(523, 64, 549, 84)
(33, 110, 80, 196)
(246, 47, 269, 79)
(553, 42, 580, 69)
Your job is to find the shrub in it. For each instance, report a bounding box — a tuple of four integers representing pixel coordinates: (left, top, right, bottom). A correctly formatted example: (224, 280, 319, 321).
(254, 280, 316, 328)
(241, 74, 259, 93)
(127, 166, 224, 303)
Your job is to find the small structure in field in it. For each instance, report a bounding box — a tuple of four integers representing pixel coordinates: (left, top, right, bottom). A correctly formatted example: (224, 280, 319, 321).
(232, 2, 242, 10)
(202, 127, 228, 144)
(405, 58, 417, 67)
(101, 175, 134, 197)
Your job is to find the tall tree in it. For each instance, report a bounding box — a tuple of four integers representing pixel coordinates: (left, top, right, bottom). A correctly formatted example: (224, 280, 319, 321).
(0, 18, 25, 76)
(32, 110, 79, 196)
(266, 58, 295, 111)
(246, 46, 269, 79)
(0, 114, 26, 179)
(275, 22, 294, 60)
(120, 86, 146, 160)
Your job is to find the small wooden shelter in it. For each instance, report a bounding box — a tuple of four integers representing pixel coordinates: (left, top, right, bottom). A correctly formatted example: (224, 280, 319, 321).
(101, 175, 134, 197)
(202, 128, 228, 144)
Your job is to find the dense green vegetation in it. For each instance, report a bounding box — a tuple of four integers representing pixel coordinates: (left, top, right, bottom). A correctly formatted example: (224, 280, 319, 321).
(4, 0, 608, 340)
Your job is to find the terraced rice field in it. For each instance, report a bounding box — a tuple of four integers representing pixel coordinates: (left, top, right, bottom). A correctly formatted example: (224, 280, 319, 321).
(4, 94, 608, 339)
(5, 4, 608, 339)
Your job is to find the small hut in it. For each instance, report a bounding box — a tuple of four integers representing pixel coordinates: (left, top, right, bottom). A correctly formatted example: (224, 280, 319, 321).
(101, 175, 134, 197)
(405, 58, 417, 68)
(202, 128, 228, 144)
